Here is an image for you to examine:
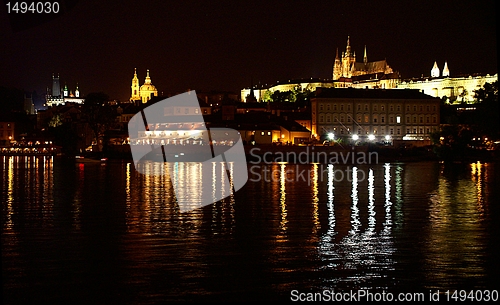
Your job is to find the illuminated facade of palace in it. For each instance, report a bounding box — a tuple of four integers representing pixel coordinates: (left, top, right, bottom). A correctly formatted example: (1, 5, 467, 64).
(45, 73, 84, 107)
(397, 62, 498, 102)
(241, 78, 335, 102)
(130, 68, 158, 103)
(311, 88, 440, 142)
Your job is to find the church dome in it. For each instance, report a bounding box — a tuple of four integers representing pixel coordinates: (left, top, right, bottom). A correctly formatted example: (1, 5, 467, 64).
(140, 69, 157, 91)
(140, 83, 157, 91)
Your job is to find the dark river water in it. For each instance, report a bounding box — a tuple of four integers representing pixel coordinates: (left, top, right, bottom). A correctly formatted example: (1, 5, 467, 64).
(2, 156, 499, 303)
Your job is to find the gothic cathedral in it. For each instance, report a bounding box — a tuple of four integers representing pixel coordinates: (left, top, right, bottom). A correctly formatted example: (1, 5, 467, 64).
(332, 36, 393, 80)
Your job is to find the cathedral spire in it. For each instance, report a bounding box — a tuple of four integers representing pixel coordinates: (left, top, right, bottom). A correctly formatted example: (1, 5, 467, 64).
(345, 35, 351, 56)
(335, 47, 339, 59)
(431, 61, 440, 78)
(442, 61, 450, 77)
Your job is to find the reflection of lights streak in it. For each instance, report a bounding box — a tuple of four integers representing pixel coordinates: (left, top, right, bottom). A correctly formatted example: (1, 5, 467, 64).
(325, 164, 336, 239)
(350, 167, 360, 234)
(220, 162, 226, 200)
(228, 162, 236, 228)
(126, 163, 131, 200)
(212, 162, 217, 203)
(367, 168, 376, 231)
(471, 161, 484, 215)
(280, 163, 287, 232)
(384, 163, 392, 214)
(311, 164, 320, 233)
(6, 156, 14, 228)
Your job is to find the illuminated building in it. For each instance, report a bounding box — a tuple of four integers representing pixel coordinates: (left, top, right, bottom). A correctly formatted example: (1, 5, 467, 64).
(397, 63, 497, 102)
(333, 36, 395, 81)
(241, 37, 399, 102)
(241, 78, 335, 102)
(130, 68, 158, 103)
(45, 73, 84, 107)
(311, 87, 440, 143)
(0, 121, 15, 145)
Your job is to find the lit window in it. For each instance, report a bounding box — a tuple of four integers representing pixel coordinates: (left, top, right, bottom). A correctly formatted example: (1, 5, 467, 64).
(396, 116, 401, 124)
(261, 131, 264, 136)
(267, 131, 271, 136)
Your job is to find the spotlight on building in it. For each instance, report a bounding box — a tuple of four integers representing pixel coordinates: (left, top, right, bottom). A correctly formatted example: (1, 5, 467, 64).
(385, 135, 391, 141)
(368, 134, 375, 141)
(352, 134, 359, 141)
(328, 133, 335, 140)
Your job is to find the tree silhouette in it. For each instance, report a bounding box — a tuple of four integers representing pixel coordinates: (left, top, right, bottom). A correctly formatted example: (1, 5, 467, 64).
(82, 92, 115, 152)
(474, 81, 499, 140)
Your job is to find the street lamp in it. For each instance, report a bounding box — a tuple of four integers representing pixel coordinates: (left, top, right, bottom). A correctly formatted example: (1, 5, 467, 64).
(368, 134, 375, 141)
(328, 133, 335, 140)
(352, 134, 359, 141)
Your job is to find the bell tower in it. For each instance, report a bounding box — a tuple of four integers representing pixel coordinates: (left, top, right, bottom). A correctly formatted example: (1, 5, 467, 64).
(130, 68, 140, 102)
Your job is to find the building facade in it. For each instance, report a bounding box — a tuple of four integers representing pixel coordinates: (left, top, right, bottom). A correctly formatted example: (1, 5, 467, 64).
(130, 68, 158, 103)
(0, 121, 15, 145)
(45, 73, 84, 107)
(311, 88, 440, 143)
(397, 72, 497, 103)
(241, 78, 335, 102)
(397, 62, 497, 102)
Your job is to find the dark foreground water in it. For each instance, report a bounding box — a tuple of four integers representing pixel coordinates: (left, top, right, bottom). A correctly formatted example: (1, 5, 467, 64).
(2, 156, 499, 303)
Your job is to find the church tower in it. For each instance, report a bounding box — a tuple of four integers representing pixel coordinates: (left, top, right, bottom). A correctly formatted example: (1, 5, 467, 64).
(333, 48, 342, 80)
(431, 61, 440, 78)
(52, 73, 60, 97)
(341, 36, 356, 78)
(442, 61, 450, 77)
(130, 68, 140, 102)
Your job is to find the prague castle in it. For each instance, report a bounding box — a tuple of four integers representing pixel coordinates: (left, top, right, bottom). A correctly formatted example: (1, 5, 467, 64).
(241, 36, 496, 104)
(396, 62, 497, 102)
(130, 68, 158, 103)
(332, 36, 394, 81)
(241, 36, 400, 101)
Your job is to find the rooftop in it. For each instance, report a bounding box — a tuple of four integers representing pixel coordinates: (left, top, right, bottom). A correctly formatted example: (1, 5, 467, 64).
(313, 87, 438, 99)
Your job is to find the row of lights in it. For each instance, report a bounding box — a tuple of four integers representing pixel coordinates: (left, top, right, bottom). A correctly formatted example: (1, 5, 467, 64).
(328, 133, 392, 142)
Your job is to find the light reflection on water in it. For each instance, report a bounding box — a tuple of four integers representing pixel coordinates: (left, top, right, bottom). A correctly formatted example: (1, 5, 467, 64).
(1, 156, 499, 303)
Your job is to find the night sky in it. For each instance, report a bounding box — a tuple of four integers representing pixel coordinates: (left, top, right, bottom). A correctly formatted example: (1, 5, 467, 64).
(1, 0, 497, 103)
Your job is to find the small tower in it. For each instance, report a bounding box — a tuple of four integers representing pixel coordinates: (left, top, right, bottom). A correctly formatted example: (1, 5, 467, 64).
(442, 61, 450, 77)
(52, 73, 60, 97)
(63, 83, 69, 97)
(363, 45, 367, 65)
(130, 68, 140, 102)
(345, 36, 351, 57)
(431, 61, 440, 78)
(333, 48, 342, 80)
(75, 83, 80, 98)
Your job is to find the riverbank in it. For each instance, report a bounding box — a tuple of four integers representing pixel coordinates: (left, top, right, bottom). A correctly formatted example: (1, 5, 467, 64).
(96, 143, 500, 164)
